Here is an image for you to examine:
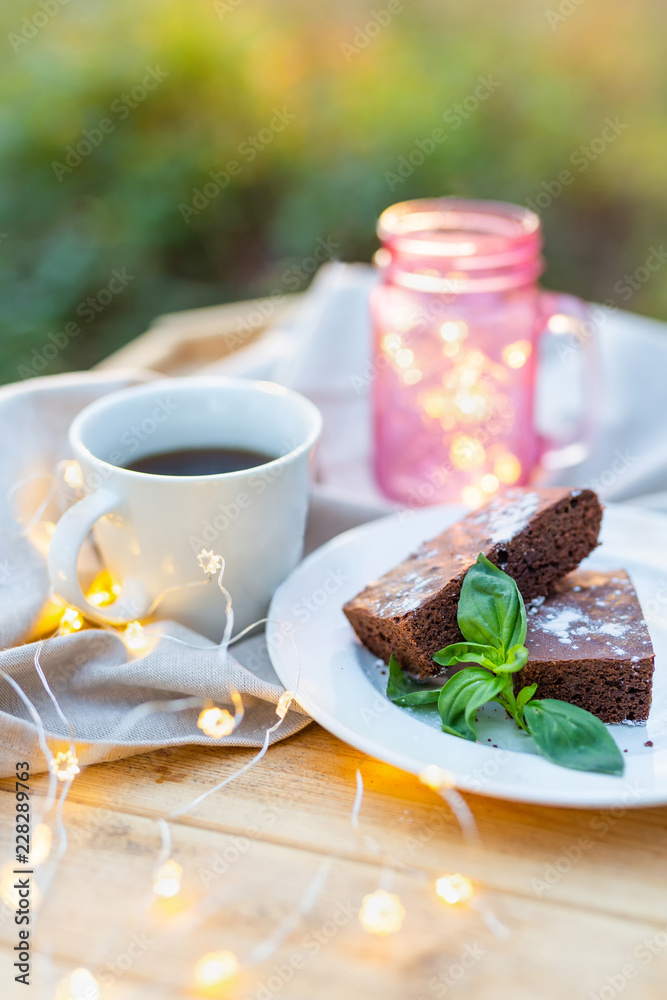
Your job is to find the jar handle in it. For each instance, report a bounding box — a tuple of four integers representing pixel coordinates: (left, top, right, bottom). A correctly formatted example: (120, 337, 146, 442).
(536, 291, 597, 473)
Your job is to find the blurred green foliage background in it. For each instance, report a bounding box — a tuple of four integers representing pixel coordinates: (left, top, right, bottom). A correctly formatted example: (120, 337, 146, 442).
(1, 0, 666, 381)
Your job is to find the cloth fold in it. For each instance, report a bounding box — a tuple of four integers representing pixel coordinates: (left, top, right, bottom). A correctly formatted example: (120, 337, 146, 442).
(0, 627, 310, 775)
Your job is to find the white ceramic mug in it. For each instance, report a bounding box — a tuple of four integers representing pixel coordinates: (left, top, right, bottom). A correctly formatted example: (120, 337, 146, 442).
(48, 376, 322, 640)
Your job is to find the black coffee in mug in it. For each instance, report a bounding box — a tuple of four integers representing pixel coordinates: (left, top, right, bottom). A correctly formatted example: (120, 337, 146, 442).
(125, 446, 275, 476)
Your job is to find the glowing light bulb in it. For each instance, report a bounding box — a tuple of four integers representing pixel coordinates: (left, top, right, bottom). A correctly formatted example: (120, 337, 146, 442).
(547, 313, 571, 334)
(88, 590, 110, 607)
(450, 435, 485, 471)
(494, 452, 522, 484)
(423, 391, 448, 420)
(63, 462, 83, 489)
(55, 968, 100, 1000)
(419, 765, 454, 791)
(466, 348, 486, 369)
(480, 474, 499, 494)
(59, 607, 83, 634)
(86, 571, 120, 608)
(454, 392, 486, 420)
(197, 706, 235, 738)
(502, 339, 532, 369)
(123, 620, 148, 652)
(403, 368, 422, 385)
(382, 332, 402, 354)
(194, 951, 239, 988)
(440, 321, 467, 342)
(30, 823, 52, 866)
(153, 859, 183, 898)
(276, 690, 294, 720)
(395, 348, 414, 369)
(435, 873, 474, 905)
(359, 890, 406, 936)
(459, 367, 478, 388)
(49, 750, 80, 782)
(461, 486, 484, 509)
(197, 548, 223, 576)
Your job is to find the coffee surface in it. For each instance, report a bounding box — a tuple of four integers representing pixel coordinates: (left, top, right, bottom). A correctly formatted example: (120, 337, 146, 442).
(125, 446, 275, 476)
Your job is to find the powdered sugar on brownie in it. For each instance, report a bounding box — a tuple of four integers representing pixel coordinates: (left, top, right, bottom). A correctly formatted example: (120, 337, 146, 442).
(530, 602, 637, 649)
(536, 607, 586, 645)
(518, 568, 655, 724)
(379, 570, 439, 614)
(598, 621, 626, 638)
(475, 491, 540, 545)
(526, 571, 654, 665)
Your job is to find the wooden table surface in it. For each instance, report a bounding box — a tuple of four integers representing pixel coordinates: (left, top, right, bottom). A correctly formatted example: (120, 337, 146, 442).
(2, 721, 667, 1000)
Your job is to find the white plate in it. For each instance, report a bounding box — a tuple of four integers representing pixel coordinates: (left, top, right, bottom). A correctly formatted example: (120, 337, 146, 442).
(267, 503, 667, 809)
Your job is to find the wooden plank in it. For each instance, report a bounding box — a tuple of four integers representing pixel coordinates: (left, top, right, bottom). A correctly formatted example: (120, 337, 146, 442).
(1, 797, 666, 1000)
(94, 295, 300, 375)
(7, 725, 667, 927)
(0, 944, 197, 1000)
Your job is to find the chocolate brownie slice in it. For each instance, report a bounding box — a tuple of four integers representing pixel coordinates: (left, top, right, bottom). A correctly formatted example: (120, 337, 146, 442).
(343, 487, 602, 677)
(517, 569, 655, 724)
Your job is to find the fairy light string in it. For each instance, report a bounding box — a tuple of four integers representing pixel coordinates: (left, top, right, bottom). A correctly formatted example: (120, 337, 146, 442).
(7, 470, 59, 538)
(0, 662, 77, 993)
(0, 563, 309, 995)
(244, 859, 332, 967)
(0, 464, 508, 993)
(197, 690, 244, 738)
(351, 768, 508, 940)
(419, 765, 481, 847)
(0, 468, 318, 991)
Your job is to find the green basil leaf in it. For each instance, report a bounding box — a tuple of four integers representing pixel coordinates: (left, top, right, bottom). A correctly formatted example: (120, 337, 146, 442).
(494, 643, 529, 674)
(432, 642, 501, 670)
(516, 683, 538, 713)
(437, 666, 506, 742)
(386, 654, 441, 706)
(524, 699, 624, 776)
(457, 554, 527, 655)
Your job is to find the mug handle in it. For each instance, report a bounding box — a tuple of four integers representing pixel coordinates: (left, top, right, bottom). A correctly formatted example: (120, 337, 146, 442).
(48, 487, 149, 625)
(536, 290, 597, 473)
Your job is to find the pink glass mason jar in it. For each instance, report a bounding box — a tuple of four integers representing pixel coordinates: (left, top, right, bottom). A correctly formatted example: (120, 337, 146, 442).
(370, 198, 591, 507)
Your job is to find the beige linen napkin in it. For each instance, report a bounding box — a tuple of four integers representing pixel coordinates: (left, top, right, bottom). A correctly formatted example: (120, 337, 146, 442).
(0, 371, 384, 777)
